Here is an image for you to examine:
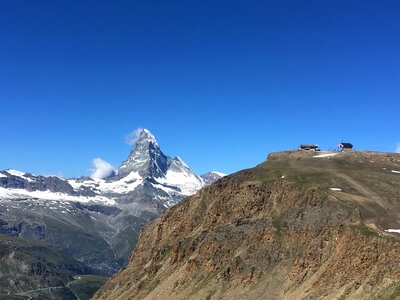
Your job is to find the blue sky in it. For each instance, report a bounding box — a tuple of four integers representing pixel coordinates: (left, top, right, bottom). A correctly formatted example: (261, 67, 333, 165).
(1, 1, 399, 177)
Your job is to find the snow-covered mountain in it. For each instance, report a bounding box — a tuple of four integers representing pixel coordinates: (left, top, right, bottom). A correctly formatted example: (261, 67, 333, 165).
(0, 129, 205, 210)
(201, 171, 227, 185)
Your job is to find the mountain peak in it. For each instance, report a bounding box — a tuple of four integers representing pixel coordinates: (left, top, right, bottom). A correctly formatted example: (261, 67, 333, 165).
(116, 129, 204, 195)
(200, 171, 227, 185)
(118, 129, 164, 178)
(134, 128, 158, 147)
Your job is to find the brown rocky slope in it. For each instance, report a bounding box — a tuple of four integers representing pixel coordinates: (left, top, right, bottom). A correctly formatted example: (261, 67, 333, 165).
(93, 151, 400, 300)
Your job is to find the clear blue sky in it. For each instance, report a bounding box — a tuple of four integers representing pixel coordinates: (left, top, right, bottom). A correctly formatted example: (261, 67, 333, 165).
(1, 1, 399, 177)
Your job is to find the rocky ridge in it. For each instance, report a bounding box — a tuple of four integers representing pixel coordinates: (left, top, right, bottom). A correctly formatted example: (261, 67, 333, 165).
(94, 150, 400, 300)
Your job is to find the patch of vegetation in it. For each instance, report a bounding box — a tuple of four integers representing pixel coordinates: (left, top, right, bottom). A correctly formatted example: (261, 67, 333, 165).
(189, 261, 232, 298)
(43, 216, 115, 273)
(161, 245, 172, 258)
(190, 271, 218, 296)
(254, 169, 282, 182)
(140, 277, 161, 294)
(351, 224, 379, 238)
(206, 289, 216, 300)
(0, 234, 108, 300)
(371, 282, 400, 300)
(254, 158, 337, 189)
(272, 216, 283, 232)
(387, 284, 400, 300)
(67, 275, 109, 300)
(0, 234, 90, 274)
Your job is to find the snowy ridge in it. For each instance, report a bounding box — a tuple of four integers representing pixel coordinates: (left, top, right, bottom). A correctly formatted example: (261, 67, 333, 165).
(0, 129, 212, 210)
(5, 169, 35, 182)
(68, 171, 143, 194)
(157, 168, 204, 196)
(210, 171, 227, 177)
(6, 169, 27, 177)
(174, 156, 190, 169)
(0, 186, 117, 205)
(141, 129, 158, 146)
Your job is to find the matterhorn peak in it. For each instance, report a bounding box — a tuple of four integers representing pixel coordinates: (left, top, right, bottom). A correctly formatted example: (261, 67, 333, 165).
(135, 128, 158, 147)
(116, 129, 205, 195)
(118, 128, 166, 179)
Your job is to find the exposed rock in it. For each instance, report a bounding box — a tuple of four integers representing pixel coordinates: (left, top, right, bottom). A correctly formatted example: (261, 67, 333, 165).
(94, 151, 400, 300)
(201, 171, 227, 185)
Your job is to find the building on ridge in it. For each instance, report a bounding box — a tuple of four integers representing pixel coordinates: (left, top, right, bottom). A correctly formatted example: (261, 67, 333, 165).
(299, 144, 319, 151)
(338, 142, 353, 151)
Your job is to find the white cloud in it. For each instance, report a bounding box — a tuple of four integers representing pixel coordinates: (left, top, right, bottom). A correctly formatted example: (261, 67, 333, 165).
(396, 143, 400, 153)
(90, 158, 116, 180)
(125, 128, 144, 145)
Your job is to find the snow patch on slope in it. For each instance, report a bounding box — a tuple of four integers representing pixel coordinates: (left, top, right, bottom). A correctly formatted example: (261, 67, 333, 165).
(69, 171, 143, 194)
(157, 169, 203, 196)
(5, 169, 35, 182)
(313, 153, 338, 158)
(0, 186, 116, 205)
(210, 171, 227, 177)
(385, 229, 400, 233)
(5, 169, 26, 177)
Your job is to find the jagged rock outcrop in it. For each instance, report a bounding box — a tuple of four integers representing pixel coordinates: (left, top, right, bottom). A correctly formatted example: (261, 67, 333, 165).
(94, 151, 400, 300)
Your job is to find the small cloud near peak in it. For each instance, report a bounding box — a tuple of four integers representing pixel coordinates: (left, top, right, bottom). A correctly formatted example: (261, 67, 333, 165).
(90, 158, 116, 180)
(125, 128, 157, 146)
(125, 128, 144, 146)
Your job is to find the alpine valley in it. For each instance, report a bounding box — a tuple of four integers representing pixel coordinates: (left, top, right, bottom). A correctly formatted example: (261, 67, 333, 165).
(0, 129, 225, 300)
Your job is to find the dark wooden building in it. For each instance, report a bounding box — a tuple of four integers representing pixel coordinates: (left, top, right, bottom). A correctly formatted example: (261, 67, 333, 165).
(299, 144, 319, 151)
(339, 142, 353, 151)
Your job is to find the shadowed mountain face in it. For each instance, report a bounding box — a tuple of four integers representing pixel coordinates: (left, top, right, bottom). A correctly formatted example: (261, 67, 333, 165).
(94, 151, 400, 300)
(0, 129, 224, 299)
(200, 171, 227, 185)
(118, 129, 168, 179)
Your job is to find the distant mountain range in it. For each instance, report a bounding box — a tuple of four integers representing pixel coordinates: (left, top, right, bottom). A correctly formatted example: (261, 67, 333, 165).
(0, 129, 226, 299)
(0, 129, 225, 209)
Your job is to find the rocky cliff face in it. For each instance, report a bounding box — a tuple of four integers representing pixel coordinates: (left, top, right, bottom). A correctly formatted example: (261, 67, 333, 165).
(94, 151, 400, 300)
(118, 129, 168, 179)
